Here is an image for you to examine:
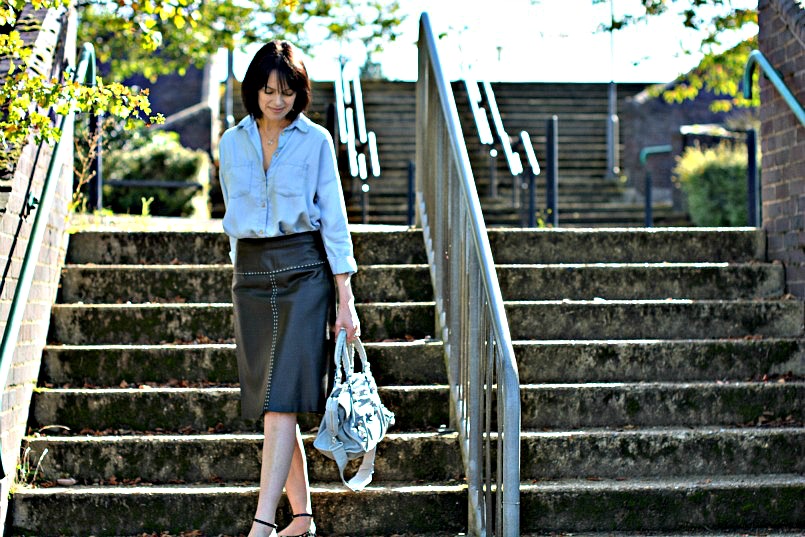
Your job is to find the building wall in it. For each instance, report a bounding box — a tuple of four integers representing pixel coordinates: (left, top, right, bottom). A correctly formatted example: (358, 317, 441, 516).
(758, 0, 805, 298)
(0, 7, 76, 532)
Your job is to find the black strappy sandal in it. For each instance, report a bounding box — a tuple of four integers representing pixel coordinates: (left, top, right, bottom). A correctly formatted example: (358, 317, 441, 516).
(254, 518, 277, 534)
(280, 513, 315, 537)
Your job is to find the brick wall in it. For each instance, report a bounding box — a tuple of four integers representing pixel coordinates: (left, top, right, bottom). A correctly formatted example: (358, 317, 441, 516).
(0, 7, 76, 532)
(758, 0, 805, 298)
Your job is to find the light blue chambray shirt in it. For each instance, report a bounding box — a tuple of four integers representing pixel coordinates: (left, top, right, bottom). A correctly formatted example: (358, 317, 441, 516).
(218, 113, 357, 275)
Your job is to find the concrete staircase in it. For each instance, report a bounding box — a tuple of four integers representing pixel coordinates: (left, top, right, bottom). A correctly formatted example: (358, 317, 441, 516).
(491, 227, 804, 533)
(9, 222, 805, 535)
(10, 222, 467, 536)
(454, 82, 683, 227)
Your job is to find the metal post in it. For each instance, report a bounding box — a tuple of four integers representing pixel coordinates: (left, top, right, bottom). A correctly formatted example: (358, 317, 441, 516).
(606, 81, 619, 179)
(407, 160, 415, 226)
(88, 112, 103, 211)
(527, 168, 536, 228)
(361, 184, 368, 224)
(546, 116, 558, 227)
(644, 170, 653, 227)
(225, 47, 235, 130)
(489, 148, 498, 198)
(746, 128, 759, 227)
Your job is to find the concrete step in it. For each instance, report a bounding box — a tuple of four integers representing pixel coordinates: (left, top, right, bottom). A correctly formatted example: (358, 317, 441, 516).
(487, 228, 764, 263)
(512, 339, 805, 382)
(40, 338, 805, 387)
(519, 474, 804, 533)
(29, 386, 450, 433)
(30, 381, 802, 432)
(497, 263, 785, 300)
(25, 427, 802, 486)
(506, 299, 803, 340)
(49, 302, 436, 344)
(520, 381, 804, 429)
(65, 227, 764, 266)
(519, 427, 805, 479)
(25, 432, 464, 485)
(60, 262, 782, 304)
(59, 264, 433, 304)
(41, 340, 446, 387)
(9, 482, 468, 536)
(65, 227, 428, 266)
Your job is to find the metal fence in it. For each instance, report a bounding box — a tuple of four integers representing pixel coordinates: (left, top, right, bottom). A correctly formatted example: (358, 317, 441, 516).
(415, 13, 521, 537)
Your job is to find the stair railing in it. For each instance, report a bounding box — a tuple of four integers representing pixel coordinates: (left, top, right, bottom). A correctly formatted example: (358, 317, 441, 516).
(479, 80, 524, 206)
(743, 50, 805, 127)
(333, 62, 380, 223)
(0, 43, 97, 404)
(416, 13, 520, 537)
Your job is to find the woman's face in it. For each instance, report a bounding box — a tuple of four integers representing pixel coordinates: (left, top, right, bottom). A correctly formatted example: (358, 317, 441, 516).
(258, 70, 296, 122)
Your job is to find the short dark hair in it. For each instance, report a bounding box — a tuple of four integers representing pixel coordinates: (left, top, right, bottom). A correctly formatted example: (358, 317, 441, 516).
(241, 40, 311, 121)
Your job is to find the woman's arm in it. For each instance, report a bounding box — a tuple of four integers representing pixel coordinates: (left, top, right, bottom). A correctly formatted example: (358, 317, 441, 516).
(333, 272, 360, 342)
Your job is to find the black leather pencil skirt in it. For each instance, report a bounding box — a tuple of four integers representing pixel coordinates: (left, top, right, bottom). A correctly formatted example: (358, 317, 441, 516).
(232, 231, 335, 419)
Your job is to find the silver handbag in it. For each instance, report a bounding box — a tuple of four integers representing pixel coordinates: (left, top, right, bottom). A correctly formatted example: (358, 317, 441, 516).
(313, 330, 395, 491)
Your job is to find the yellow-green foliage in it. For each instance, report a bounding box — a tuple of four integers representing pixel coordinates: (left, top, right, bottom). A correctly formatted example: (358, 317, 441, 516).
(674, 141, 751, 227)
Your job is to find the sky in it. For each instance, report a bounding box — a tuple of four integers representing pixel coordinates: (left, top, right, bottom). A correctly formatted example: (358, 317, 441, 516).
(218, 0, 758, 84)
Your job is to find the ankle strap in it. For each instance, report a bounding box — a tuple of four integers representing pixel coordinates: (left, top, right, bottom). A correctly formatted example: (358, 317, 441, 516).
(254, 518, 277, 529)
(292, 513, 313, 518)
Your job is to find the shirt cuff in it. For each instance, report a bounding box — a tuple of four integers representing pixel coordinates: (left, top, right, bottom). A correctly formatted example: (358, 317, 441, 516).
(329, 255, 358, 275)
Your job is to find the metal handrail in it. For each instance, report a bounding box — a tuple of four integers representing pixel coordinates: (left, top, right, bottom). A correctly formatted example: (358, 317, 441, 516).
(639, 144, 672, 227)
(0, 43, 96, 402)
(743, 50, 805, 127)
(416, 13, 520, 536)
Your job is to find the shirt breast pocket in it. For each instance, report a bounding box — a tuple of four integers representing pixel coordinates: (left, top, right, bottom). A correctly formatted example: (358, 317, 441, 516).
(273, 162, 309, 198)
(225, 163, 256, 199)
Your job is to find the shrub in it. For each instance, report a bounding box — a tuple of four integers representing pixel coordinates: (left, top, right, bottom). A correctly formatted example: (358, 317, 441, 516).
(75, 122, 209, 217)
(674, 141, 751, 226)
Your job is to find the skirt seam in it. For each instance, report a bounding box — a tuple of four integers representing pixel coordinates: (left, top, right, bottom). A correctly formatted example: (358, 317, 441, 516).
(262, 271, 279, 411)
(235, 260, 325, 277)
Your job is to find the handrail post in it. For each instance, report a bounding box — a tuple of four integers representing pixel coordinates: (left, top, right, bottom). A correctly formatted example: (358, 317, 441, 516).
(546, 116, 558, 227)
(407, 160, 415, 226)
(639, 144, 672, 228)
(746, 128, 759, 227)
(605, 81, 620, 179)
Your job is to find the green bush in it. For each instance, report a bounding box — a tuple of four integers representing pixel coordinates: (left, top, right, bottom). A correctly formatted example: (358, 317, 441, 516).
(75, 122, 209, 216)
(674, 141, 751, 226)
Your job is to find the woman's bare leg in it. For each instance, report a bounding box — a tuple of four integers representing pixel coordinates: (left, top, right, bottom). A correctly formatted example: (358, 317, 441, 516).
(248, 411, 298, 537)
(277, 425, 314, 535)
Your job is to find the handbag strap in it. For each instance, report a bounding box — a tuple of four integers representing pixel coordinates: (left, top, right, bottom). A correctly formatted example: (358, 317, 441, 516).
(329, 442, 377, 492)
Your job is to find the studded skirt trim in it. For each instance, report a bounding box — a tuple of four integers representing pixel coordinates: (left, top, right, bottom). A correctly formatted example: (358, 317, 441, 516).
(232, 231, 335, 419)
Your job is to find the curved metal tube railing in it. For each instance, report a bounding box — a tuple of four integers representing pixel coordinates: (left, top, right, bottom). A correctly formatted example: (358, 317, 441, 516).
(743, 50, 805, 127)
(0, 43, 96, 401)
(416, 13, 520, 536)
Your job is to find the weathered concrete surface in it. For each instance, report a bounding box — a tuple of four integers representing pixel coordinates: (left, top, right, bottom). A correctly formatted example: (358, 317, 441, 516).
(519, 428, 805, 479)
(65, 228, 428, 265)
(488, 228, 765, 264)
(520, 381, 804, 428)
(497, 263, 785, 300)
(512, 338, 805, 382)
(30, 386, 450, 433)
(41, 340, 446, 386)
(506, 299, 804, 340)
(49, 302, 436, 344)
(519, 475, 805, 532)
(26, 427, 801, 485)
(10, 483, 468, 536)
(26, 432, 464, 484)
(59, 263, 433, 304)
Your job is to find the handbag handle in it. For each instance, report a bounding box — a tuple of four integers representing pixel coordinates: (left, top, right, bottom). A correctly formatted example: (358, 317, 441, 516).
(334, 330, 372, 382)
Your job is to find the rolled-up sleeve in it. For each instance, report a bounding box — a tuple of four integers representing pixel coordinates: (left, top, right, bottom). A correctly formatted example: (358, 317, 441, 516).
(315, 134, 357, 275)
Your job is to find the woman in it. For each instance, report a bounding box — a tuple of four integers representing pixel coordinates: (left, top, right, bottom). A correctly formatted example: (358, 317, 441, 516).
(218, 40, 359, 537)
